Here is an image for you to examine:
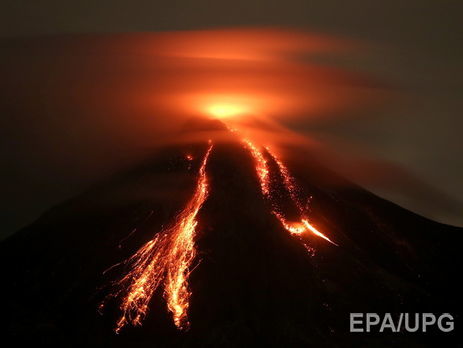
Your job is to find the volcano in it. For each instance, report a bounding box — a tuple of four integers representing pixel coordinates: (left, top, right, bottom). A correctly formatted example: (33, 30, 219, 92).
(1, 119, 461, 347)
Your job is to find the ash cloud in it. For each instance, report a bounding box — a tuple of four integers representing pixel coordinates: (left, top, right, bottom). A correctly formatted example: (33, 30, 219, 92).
(0, 28, 461, 239)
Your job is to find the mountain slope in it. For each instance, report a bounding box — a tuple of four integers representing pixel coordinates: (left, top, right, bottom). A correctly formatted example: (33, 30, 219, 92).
(1, 130, 461, 347)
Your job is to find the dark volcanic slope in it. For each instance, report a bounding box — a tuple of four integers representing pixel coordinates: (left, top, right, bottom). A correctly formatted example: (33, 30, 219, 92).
(1, 132, 462, 347)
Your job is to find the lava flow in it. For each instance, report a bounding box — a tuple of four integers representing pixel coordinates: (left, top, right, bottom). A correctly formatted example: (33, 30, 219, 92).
(242, 137, 338, 247)
(102, 119, 336, 333)
(102, 142, 213, 333)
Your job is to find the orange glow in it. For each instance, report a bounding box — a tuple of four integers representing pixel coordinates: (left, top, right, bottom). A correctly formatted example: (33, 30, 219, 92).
(104, 143, 213, 333)
(207, 103, 249, 119)
(191, 93, 265, 122)
(130, 28, 380, 125)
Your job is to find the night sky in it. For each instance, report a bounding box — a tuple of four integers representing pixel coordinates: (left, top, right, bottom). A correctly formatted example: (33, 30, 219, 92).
(0, 0, 462, 239)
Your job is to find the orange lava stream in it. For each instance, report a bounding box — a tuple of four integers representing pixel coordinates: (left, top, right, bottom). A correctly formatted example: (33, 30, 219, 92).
(266, 147, 339, 246)
(243, 139, 270, 195)
(107, 143, 213, 333)
(243, 138, 337, 247)
(266, 147, 304, 213)
(302, 219, 338, 246)
(165, 142, 212, 328)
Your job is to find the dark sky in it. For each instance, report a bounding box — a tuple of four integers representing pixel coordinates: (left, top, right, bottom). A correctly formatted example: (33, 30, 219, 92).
(0, 1, 462, 238)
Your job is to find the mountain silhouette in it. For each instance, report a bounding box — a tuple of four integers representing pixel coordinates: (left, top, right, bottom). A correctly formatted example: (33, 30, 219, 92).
(1, 119, 461, 347)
